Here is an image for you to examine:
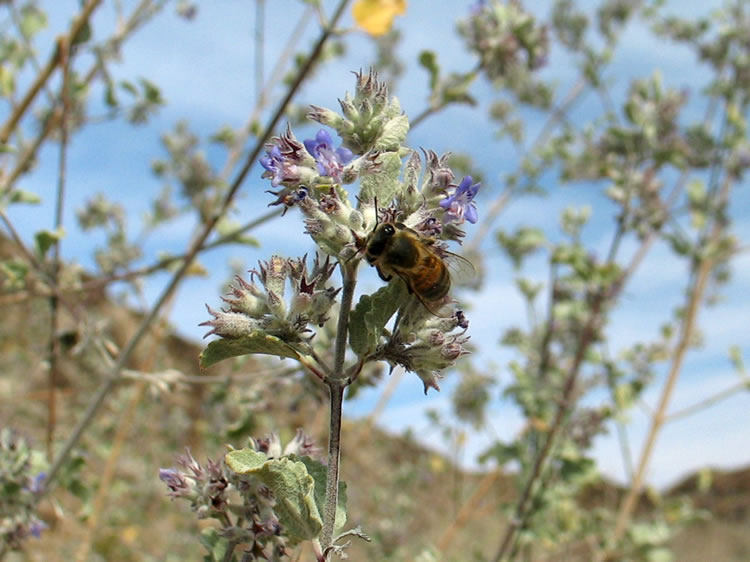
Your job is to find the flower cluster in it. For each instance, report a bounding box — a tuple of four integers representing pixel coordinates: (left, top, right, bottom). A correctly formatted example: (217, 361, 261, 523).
(308, 68, 410, 154)
(160, 440, 316, 561)
(201, 254, 339, 342)
(159, 450, 229, 519)
(458, 0, 549, 80)
(204, 70, 478, 393)
(0, 429, 47, 551)
(380, 308, 471, 393)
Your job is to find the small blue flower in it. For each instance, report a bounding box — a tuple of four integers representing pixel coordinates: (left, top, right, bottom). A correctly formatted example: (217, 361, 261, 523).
(29, 472, 46, 494)
(29, 519, 48, 538)
(260, 145, 306, 187)
(303, 129, 353, 182)
(440, 176, 481, 224)
(159, 467, 189, 498)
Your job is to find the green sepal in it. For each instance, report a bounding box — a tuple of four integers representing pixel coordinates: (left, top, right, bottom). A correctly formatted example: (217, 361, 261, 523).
(349, 280, 409, 356)
(225, 449, 323, 543)
(200, 333, 301, 368)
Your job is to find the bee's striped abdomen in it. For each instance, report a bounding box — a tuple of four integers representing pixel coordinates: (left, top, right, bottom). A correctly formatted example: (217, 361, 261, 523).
(413, 253, 449, 301)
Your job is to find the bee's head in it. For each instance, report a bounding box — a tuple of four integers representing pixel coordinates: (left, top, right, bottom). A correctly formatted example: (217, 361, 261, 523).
(366, 222, 397, 259)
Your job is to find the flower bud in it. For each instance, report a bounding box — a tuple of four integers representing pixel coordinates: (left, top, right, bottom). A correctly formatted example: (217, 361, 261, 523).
(200, 306, 262, 338)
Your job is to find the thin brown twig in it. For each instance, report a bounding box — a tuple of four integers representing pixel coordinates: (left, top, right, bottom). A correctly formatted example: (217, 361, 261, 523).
(0, 208, 43, 271)
(46, 35, 72, 457)
(1, 0, 166, 195)
(0, 0, 103, 147)
(664, 380, 750, 423)
(609, 177, 734, 549)
(492, 292, 606, 562)
(76, 282, 174, 562)
(437, 468, 503, 551)
(491, 168, 684, 560)
(219, 6, 314, 180)
(0, 207, 283, 307)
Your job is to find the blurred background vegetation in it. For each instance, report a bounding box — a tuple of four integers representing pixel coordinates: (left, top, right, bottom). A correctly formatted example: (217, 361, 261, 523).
(1, 1, 749, 560)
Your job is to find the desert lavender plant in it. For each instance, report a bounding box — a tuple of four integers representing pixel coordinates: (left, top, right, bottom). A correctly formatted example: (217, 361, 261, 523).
(161, 70, 480, 560)
(0, 429, 47, 556)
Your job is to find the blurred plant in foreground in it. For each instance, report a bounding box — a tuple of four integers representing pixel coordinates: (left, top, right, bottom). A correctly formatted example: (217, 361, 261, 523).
(0, 429, 47, 555)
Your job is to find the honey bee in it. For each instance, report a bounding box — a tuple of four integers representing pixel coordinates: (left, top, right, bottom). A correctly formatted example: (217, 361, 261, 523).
(364, 221, 474, 314)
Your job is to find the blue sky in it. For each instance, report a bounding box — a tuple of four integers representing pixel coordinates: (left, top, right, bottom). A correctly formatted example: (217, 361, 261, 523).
(7, 1, 749, 488)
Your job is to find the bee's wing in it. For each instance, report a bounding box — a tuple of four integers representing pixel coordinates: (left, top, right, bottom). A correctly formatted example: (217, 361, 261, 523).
(444, 251, 476, 288)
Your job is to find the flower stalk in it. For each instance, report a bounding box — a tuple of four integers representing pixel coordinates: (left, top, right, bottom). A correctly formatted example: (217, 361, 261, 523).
(199, 67, 478, 559)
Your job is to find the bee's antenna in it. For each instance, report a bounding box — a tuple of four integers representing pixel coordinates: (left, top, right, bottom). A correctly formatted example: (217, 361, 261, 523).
(374, 197, 379, 229)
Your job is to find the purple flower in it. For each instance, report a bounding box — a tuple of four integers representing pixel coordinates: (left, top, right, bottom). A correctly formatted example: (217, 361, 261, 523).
(29, 519, 48, 538)
(260, 145, 300, 187)
(303, 129, 353, 182)
(29, 472, 46, 494)
(159, 467, 189, 498)
(440, 176, 481, 224)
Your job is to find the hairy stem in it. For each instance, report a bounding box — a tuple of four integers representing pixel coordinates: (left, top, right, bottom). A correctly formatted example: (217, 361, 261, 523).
(321, 260, 358, 551)
(332, 263, 357, 380)
(46, 36, 72, 457)
(321, 381, 345, 550)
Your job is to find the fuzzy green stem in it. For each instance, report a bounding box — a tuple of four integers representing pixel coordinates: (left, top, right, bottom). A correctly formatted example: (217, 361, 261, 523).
(332, 263, 357, 381)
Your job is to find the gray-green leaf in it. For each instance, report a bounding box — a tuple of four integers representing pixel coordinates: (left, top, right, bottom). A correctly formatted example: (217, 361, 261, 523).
(292, 455, 347, 533)
(225, 449, 323, 543)
(349, 280, 409, 356)
(359, 151, 404, 205)
(200, 333, 301, 368)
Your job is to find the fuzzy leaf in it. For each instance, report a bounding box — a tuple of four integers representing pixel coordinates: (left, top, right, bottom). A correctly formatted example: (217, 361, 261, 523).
(225, 449, 323, 542)
(216, 218, 259, 246)
(34, 228, 65, 259)
(292, 455, 348, 533)
(349, 280, 409, 356)
(8, 190, 41, 205)
(359, 151, 404, 204)
(19, 5, 47, 38)
(200, 333, 301, 368)
(419, 50, 440, 92)
(374, 113, 409, 151)
(199, 528, 231, 562)
(0, 66, 15, 97)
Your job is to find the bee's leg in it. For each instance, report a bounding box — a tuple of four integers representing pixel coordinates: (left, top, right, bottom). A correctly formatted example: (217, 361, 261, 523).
(376, 267, 392, 282)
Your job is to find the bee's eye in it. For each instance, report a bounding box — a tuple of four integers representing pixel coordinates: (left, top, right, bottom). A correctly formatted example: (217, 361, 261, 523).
(383, 224, 395, 236)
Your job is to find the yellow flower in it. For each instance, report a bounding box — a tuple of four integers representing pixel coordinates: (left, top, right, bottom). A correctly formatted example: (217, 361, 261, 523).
(352, 0, 407, 36)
